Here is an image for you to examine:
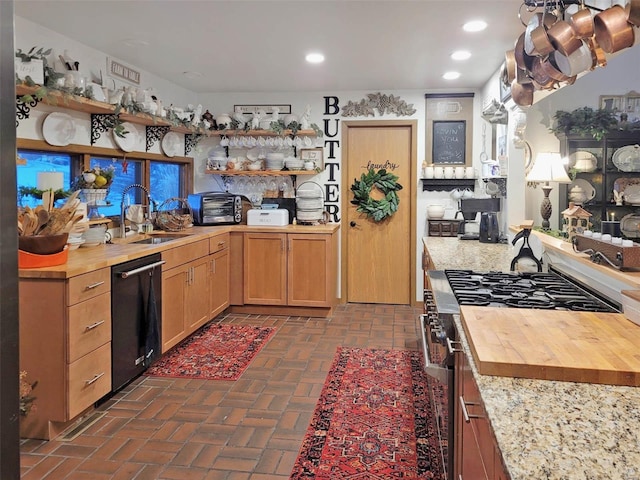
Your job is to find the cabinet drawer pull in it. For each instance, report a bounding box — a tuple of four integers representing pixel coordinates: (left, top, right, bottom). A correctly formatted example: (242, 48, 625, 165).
(85, 372, 105, 386)
(84, 320, 105, 331)
(446, 338, 463, 354)
(459, 395, 481, 423)
(84, 281, 105, 290)
(218, 241, 226, 248)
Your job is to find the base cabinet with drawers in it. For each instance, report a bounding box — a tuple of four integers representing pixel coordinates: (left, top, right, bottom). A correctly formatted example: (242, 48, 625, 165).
(243, 231, 338, 307)
(455, 351, 508, 480)
(19, 268, 112, 440)
(161, 235, 231, 353)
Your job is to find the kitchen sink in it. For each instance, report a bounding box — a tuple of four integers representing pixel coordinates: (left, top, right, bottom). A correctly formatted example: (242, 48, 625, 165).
(130, 233, 191, 245)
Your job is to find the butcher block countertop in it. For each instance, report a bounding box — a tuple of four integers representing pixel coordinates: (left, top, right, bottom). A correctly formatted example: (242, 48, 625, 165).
(424, 236, 640, 480)
(461, 306, 640, 387)
(19, 223, 340, 279)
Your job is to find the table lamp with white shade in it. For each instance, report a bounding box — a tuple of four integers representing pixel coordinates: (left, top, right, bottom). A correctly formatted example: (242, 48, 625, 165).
(526, 152, 571, 229)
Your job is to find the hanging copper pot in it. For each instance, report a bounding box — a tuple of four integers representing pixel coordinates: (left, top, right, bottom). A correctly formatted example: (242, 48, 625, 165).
(627, 0, 640, 28)
(530, 56, 555, 90)
(536, 54, 572, 82)
(514, 32, 535, 72)
(505, 49, 517, 83)
(587, 37, 607, 68)
(547, 20, 583, 56)
(511, 78, 534, 107)
(569, 3, 595, 39)
(594, 5, 635, 54)
(525, 12, 557, 56)
(552, 40, 594, 77)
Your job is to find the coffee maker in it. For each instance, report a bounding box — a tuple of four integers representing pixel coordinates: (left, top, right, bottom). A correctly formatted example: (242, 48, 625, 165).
(458, 198, 501, 241)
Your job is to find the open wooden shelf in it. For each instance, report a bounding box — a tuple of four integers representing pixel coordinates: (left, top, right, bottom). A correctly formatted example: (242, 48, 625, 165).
(205, 169, 317, 176)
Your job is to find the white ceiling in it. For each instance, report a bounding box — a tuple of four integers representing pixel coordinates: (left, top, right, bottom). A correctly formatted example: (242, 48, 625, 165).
(14, 0, 527, 94)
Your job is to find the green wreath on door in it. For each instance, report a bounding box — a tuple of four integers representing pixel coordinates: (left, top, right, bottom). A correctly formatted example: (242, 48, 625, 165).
(350, 168, 403, 222)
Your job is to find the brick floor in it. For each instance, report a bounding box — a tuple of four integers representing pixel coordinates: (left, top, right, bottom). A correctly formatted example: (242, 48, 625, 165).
(20, 303, 424, 479)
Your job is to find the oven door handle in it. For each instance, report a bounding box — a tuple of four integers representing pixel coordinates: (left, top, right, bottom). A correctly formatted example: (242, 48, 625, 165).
(418, 315, 453, 384)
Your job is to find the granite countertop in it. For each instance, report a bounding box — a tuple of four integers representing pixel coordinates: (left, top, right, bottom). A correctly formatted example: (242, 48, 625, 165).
(423, 235, 640, 480)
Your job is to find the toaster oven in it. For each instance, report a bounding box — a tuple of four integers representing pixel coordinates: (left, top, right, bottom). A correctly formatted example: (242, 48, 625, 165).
(187, 192, 251, 225)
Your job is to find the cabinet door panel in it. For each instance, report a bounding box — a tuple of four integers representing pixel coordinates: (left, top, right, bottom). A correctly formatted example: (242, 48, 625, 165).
(287, 234, 331, 306)
(244, 233, 287, 304)
(186, 258, 212, 333)
(162, 266, 188, 352)
(210, 249, 230, 319)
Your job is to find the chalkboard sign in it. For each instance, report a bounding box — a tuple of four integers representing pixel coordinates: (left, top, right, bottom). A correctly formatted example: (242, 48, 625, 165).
(432, 120, 466, 164)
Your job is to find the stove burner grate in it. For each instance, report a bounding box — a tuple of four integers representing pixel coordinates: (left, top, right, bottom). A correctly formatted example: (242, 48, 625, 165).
(444, 269, 618, 313)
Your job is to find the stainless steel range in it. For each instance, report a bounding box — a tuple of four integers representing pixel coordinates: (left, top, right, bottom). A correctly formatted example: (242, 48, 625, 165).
(418, 267, 621, 480)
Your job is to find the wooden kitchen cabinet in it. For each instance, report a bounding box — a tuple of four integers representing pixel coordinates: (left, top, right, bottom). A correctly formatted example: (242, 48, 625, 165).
(161, 239, 211, 352)
(209, 233, 230, 319)
(19, 268, 112, 440)
(455, 350, 508, 480)
(243, 231, 337, 307)
(244, 232, 288, 304)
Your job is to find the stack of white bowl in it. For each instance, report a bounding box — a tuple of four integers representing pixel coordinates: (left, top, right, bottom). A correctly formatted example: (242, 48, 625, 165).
(265, 152, 284, 171)
(285, 156, 304, 170)
(82, 224, 107, 247)
(296, 183, 325, 223)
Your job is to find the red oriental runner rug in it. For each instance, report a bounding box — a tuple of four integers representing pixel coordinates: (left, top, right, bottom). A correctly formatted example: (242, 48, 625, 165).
(145, 323, 276, 380)
(290, 347, 443, 479)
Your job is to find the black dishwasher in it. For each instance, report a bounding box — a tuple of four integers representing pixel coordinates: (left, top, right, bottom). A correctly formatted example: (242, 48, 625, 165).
(111, 254, 164, 392)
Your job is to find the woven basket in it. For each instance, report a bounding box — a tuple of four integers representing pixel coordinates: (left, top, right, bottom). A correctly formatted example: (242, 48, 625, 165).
(154, 197, 193, 231)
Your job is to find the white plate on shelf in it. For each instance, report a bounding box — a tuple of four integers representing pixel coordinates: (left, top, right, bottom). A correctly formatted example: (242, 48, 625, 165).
(113, 122, 138, 152)
(161, 131, 181, 157)
(612, 145, 640, 172)
(569, 178, 596, 202)
(42, 112, 76, 146)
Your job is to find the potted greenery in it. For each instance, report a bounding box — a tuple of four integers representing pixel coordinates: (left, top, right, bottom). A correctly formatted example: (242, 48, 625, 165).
(550, 107, 618, 140)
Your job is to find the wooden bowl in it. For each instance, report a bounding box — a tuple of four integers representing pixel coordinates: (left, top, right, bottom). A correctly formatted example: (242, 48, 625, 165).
(18, 233, 69, 255)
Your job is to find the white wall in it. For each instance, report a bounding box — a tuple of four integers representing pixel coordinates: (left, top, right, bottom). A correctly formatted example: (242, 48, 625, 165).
(14, 15, 510, 302)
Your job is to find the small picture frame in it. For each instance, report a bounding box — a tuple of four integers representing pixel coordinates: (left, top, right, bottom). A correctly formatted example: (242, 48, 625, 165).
(300, 148, 323, 170)
(600, 95, 625, 113)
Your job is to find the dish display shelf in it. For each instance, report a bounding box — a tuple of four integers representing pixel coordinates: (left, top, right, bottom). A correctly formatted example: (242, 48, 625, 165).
(557, 131, 640, 232)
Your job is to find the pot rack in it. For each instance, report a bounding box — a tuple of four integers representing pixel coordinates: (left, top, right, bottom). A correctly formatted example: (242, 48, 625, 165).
(523, 0, 603, 11)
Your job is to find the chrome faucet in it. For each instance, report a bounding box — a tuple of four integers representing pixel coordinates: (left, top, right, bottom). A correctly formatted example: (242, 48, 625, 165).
(120, 183, 154, 238)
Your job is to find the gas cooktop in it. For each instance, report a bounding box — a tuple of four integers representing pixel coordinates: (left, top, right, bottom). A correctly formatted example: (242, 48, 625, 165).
(444, 270, 618, 313)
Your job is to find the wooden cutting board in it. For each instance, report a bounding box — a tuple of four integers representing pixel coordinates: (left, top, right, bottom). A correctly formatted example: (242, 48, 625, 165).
(460, 306, 640, 386)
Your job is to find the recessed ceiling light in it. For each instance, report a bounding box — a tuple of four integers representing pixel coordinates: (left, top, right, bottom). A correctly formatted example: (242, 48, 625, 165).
(122, 38, 149, 47)
(305, 53, 325, 64)
(183, 71, 203, 79)
(451, 50, 471, 61)
(443, 71, 461, 80)
(463, 20, 487, 32)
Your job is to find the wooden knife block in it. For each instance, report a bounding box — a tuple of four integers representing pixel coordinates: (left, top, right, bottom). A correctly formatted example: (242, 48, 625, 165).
(574, 234, 640, 270)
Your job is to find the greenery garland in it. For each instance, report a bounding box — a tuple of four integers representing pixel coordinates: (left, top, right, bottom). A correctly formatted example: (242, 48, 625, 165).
(350, 168, 403, 222)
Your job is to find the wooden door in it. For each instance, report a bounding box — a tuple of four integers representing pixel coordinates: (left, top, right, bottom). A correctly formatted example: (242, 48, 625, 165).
(244, 233, 287, 304)
(343, 121, 416, 304)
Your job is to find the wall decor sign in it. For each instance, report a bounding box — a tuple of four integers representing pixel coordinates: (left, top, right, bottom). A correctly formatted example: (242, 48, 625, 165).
(600, 91, 640, 117)
(300, 148, 324, 170)
(233, 104, 292, 115)
(341, 92, 416, 117)
(107, 57, 140, 85)
(15, 59, 44, 84)
(432, 120, 466, 164)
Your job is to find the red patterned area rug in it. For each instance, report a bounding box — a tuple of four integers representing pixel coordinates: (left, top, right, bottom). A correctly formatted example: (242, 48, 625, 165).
(145, 323, 276, 380)
(290, 347, 444, 479)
